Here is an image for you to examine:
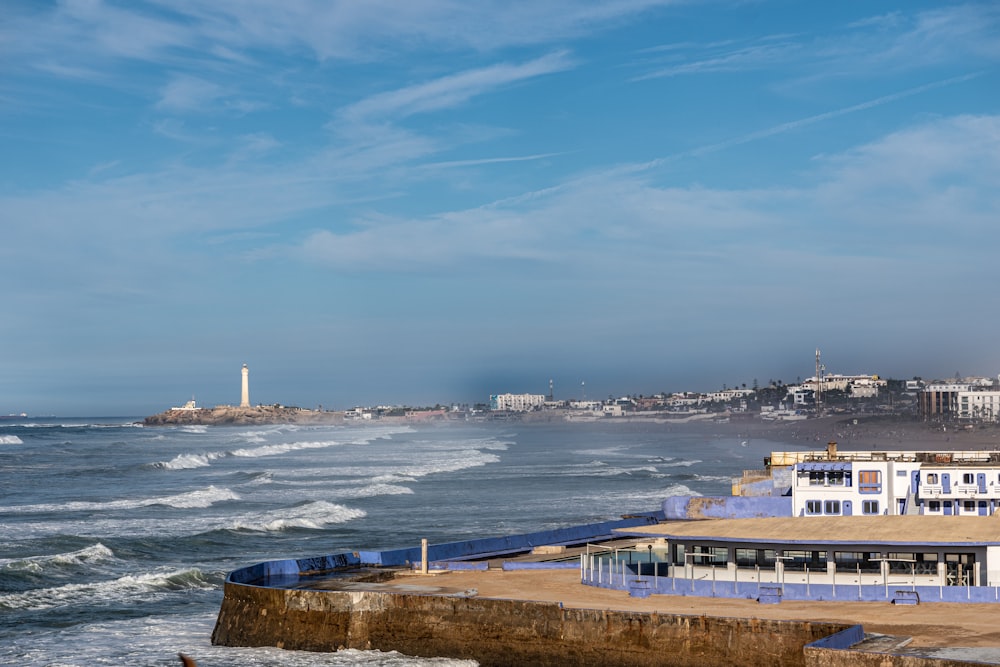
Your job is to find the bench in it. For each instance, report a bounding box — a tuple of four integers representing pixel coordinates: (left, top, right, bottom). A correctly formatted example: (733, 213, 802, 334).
(757, 586, 783, 604)
(891, 590, 919, 605)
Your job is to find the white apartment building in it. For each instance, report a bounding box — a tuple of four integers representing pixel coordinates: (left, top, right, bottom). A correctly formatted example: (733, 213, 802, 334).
(956, 391, 1000, 422)
(489, 393, 546, 412)
(787, 449, 1000, 518)
(801, 374, 886, 397)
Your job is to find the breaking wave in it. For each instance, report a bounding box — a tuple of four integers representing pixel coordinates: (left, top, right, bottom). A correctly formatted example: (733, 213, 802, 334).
(0, 567, 212, 611)
(6, 486, 240, 513)
(0, 543, 117, 573)
(229, 501, 366, 532)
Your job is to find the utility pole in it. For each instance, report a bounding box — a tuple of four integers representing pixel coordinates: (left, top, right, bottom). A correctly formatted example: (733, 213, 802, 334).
(815, 349, 824, 416)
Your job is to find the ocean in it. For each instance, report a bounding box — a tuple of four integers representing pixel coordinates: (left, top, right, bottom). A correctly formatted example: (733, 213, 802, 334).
(0, 418, 792, 666)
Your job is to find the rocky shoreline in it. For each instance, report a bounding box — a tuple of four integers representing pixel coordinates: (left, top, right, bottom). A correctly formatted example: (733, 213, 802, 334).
(142, 405, 344, 426)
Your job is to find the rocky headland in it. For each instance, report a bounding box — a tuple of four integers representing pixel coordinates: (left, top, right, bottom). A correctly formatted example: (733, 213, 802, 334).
(143, 405, 344, 426)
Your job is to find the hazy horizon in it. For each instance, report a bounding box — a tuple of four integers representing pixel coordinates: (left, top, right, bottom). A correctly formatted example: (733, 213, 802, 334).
(2, 2, 998, 415)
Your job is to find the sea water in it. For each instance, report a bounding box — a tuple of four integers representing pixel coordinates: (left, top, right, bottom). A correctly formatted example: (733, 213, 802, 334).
(0, 418, 792, 666)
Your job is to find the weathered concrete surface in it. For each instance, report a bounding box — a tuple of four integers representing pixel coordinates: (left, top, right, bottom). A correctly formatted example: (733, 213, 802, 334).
(212, 580, 849, 666)
(804, 647, 993, 667)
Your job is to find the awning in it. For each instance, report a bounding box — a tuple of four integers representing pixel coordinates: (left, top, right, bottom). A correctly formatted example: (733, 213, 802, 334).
(798, 462, 851, 472)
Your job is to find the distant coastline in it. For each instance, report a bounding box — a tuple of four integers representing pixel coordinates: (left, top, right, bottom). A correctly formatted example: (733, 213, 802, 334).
(141, 406, 1000, 453)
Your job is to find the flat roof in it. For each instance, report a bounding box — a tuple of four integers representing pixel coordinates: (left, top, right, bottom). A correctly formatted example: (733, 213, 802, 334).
(617, 516, 1000, 547)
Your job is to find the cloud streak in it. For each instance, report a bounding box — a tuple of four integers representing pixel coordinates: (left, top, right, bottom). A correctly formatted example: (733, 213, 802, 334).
(683, 72, 985, 157)
(340, 52, 574, 122)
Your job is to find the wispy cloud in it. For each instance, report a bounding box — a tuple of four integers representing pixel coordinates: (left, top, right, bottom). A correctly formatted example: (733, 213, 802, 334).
(156, 75, 225, 112)
(633, 40, 799, 80)
(296, 113, 1000, 275)
(630, 4, 1000, 82)
(340, 52, 574, 123)
(682, 72, 984, 157)
(421, 152, 567, 169)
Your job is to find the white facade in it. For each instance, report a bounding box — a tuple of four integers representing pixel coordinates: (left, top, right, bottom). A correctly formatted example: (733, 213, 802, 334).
(490, 393, 546, 412)
(789, 451, 1000, 518)
(956, 391, 1000, 422)
(706, 389, 754, 402)
(801, 374, 885, 397)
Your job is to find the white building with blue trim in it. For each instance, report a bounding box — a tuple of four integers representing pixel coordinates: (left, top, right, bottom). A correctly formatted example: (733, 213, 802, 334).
(782, 444, 1000, 518)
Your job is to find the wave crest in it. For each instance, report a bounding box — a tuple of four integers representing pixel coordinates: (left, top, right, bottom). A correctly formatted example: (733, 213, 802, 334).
(230, 501, 366, 532)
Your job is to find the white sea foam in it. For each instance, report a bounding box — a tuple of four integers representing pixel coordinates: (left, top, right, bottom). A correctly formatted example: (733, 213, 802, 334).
(661, 459, 702, 468)
(338, 483, 414, 499)
(0, 543, 117, 572)
(157, 450, 227, 470)
(0, 567, 212, 611)
(0, 435, 23, 444)
(6, 486, 240, 513)
(371, 473, 419, 484)
(573, 446, 629, 457)
(179, 425, 208, 434)
(230, 438, 347, 458)
(230, 500, 366, 532)
(694, 473, 738, 483)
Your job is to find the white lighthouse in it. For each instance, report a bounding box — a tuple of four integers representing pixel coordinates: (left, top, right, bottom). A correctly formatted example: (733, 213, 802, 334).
(240, 364, 250, 408)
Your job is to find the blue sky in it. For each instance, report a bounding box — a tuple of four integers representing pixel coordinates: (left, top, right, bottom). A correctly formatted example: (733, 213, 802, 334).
(2, 1, 999, 415)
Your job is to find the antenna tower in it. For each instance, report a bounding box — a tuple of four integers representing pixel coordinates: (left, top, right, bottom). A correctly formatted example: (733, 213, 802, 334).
(548, 379, 554, 402)
(815, 348, 824, 416)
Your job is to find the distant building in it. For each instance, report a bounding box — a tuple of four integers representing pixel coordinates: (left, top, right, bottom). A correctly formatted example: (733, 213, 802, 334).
(490, 393, 546, 412)
(918, 382, 1000, 421)
(798, 374, 885, 398)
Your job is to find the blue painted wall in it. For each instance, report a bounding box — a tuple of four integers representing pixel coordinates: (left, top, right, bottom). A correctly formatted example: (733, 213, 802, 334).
(662, 495, 791, 520)
(228, 514, 663, 585)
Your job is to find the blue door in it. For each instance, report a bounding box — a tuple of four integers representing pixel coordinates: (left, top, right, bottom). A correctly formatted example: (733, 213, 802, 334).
(911, 470, 920, 495)
(942, 473, 951, 494)
(944, 500, 953, 516)
(843, 500, 853, 516)
(980, 501, 988, 516)
(978, 473, 987, 493)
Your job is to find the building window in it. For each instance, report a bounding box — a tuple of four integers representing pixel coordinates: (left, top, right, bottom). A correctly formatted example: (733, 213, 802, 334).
(927, 473, 939, 484)
(963, 473, 975, 485)
(862, 500, 879, 515)
(805, 500, 822, 515)
(928, 500, 941, 512)
(824, 500, 841, 515)
(808, 471, 824, 485)
(828, 471, 845, 486)
(858, 470, 882, 494)
(691, 546, 728, 565)
(735, 548, 776, 568)
(963, 500, 976, 513)
(887, 552, 938, 574)
(782, 550, 826, 571)
(834, 552, 881, 572)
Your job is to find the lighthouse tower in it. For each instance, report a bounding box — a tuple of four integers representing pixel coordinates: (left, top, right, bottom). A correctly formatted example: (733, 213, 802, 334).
(240, 364, 250, 408)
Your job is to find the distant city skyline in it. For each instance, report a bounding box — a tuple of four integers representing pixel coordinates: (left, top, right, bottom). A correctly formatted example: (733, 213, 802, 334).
(2, 2, 998, 415)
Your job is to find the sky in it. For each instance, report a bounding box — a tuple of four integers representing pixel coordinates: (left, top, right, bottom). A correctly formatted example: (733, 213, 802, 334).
(2, 1, 999, 415)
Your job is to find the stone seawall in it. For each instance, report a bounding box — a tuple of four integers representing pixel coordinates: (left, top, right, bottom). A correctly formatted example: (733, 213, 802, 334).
(804, 648, 989, 667)
(211, 581, 850, 666)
